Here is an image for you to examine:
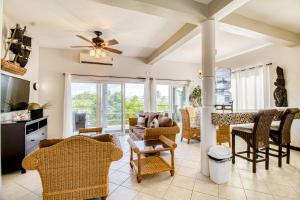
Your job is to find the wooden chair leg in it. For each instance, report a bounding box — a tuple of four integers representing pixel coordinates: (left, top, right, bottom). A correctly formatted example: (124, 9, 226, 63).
(187, 138, 190, 144)
(232, 134, 235, 164)
(247, 143, 250, 158)
(101, 196, 107, 200)
(265, 147, 269, 170)
(252, 148, 257, 173)
(181, 134, 183, 142)
(278, 144, 282, 168)
(287, 143, 291, 164)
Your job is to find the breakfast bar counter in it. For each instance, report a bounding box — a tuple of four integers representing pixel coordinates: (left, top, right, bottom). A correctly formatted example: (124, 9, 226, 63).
(211, 110, 300, 126)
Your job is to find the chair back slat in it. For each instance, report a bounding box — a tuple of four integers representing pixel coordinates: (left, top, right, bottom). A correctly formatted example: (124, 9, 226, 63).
(253, 109, 277, 148)
(279, 108, 299, 144)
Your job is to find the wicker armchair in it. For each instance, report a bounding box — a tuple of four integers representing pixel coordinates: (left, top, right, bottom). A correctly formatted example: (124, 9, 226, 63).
(180, 108, 200, 144)
(232, 109, 276, 173)
(22, 134, 123, 200)
(269, 108, 299, 167)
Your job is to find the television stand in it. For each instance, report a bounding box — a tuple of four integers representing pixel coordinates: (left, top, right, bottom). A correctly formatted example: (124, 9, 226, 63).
(1, 117, 48, 174)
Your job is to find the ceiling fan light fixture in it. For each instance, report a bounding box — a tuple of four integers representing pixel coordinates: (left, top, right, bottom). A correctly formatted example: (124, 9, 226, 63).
(101, 51, 106, 57)
(89, 49, 95, 57)
(96, 48, 102, 55)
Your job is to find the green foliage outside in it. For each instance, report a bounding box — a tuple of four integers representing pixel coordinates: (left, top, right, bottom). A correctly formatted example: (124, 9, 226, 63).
(72, 91, 144, 127)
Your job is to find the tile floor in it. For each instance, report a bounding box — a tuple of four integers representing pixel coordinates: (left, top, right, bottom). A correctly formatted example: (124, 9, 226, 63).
(2, 134, 300, 200)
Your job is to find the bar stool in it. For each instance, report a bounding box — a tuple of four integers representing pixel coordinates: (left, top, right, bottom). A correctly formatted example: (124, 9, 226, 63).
(269, 108, 299, 167)
(231, 109, 277, 173)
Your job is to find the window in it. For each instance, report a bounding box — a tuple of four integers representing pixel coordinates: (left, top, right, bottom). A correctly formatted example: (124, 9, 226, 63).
(156, 84, 187, 121)
(72, 83, 97, 130)
(125, 83, 144, 126)
(172, 86, 187, 122)
(102, 83, 122, 133)
(156, 84, 170, 113)
(71, 82, 144, 133)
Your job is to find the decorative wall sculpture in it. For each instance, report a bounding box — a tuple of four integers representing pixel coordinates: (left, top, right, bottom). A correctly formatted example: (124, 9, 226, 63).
(274, 66, 288, 107)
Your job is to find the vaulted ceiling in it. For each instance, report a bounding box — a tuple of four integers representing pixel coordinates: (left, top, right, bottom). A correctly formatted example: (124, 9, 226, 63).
(3, 0, 300, 64)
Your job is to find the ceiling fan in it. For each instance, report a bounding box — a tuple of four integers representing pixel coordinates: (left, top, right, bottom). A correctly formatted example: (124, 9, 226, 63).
(71, 31, 122, 57)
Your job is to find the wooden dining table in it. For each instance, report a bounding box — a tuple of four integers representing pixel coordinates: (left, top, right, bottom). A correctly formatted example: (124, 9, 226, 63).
(211, 109, 300, 150)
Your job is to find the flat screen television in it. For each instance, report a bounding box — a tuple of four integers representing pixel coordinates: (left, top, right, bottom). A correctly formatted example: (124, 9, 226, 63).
(1, 74, 30, 113)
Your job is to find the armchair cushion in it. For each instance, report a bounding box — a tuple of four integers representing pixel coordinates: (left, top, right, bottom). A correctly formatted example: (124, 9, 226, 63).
(158, 117, 173, 127)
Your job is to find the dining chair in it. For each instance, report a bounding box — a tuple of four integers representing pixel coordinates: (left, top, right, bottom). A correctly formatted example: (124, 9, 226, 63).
(269, 108, 299, 167)
(231, 109, 277, 173)
(180, 108, 200, 144)
(79, 127, 103, 135)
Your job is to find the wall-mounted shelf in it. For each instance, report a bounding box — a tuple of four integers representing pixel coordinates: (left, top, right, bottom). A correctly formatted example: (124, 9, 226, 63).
(1, 59, 27, 76)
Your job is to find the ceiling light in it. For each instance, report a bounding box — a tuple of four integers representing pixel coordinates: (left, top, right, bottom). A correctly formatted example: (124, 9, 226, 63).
(96, 48, 102, 55)
(89, 49, 95, 57)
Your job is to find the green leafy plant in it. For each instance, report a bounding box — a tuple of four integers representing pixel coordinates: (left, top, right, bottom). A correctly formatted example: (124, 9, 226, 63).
(28, 102, 51, 111)
(189, 85, 201, 107)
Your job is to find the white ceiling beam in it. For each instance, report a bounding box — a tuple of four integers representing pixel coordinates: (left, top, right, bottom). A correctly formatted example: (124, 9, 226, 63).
(221, 13, 300, 47)
(145, 0, 251, 65)
(94, 0, 207, 24)
(208, 0, 250, 20)
(146, 23, 201, 65)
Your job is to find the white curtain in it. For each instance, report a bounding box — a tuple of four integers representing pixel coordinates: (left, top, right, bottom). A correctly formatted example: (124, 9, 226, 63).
(231, 66, 270, 111)
(150, 78, 157, 112)
(144, 77, 151, 112)
(63, 73, 73, 138)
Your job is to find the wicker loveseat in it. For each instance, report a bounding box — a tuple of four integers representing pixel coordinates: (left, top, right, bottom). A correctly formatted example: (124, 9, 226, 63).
(22, 134, 123, 200)
(129, 115, 180, 141)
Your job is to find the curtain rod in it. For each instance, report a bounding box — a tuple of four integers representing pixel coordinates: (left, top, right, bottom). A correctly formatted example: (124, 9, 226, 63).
(232, 62, 272, 73)
(63, 73, 191, 83)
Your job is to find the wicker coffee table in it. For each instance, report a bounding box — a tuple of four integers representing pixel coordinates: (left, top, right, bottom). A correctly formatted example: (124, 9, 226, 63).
(127, 135, 177, 183)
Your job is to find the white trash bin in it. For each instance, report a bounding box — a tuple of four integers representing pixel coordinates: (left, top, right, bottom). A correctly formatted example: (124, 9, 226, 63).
(208, 145, 232, 184)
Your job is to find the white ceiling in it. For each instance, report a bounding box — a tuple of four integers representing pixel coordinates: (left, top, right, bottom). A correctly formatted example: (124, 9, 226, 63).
(4, 0, 184, 57)
(235, 0, 300, 34)
(3, 0, 299, 63)
(164, 28, 270, 64)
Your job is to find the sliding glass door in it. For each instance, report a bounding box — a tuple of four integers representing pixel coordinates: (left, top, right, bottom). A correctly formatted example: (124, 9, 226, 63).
(101, 83, 123, 133)
(72, 83, 97, 131)
(156, 84, 170, 114)
(172, 86, 186, 122)
(156, 84, 187, 121)
(72, 82, 145, 133)
(124, 83, 144, 129)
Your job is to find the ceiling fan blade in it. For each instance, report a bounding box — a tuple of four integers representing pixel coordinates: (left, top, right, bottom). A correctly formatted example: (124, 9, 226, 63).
(104, 39, 119, 46)
(76, 35, 95, 45)
(103, 47, 122, 54)
(70, 46, 94, 48)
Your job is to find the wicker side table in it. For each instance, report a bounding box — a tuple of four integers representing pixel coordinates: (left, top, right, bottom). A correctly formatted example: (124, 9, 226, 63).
(127, 135, 177, 183)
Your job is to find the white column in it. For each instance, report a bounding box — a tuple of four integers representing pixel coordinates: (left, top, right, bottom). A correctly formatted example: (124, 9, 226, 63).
(201, 20, 216, 176)
(0, 0, 3, 194)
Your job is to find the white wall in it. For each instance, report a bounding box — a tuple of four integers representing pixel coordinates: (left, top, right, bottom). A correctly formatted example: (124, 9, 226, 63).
(1, 15, 39, 121)
(39, 47, 200, 138)
(217, 45, 300, 147)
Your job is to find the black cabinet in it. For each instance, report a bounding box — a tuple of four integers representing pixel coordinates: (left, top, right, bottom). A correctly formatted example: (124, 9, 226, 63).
(1, 117, 47, 174)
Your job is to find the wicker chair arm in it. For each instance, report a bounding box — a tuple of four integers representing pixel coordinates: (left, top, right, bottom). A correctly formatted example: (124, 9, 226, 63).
(22, 151, 39, 170)
(159, 135, 177, 149)
(111, 135, 123, 161)
(129, 118, 138, 126)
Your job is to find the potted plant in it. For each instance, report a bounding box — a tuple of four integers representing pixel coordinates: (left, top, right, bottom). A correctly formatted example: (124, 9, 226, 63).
(189, 85, 202, 107)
